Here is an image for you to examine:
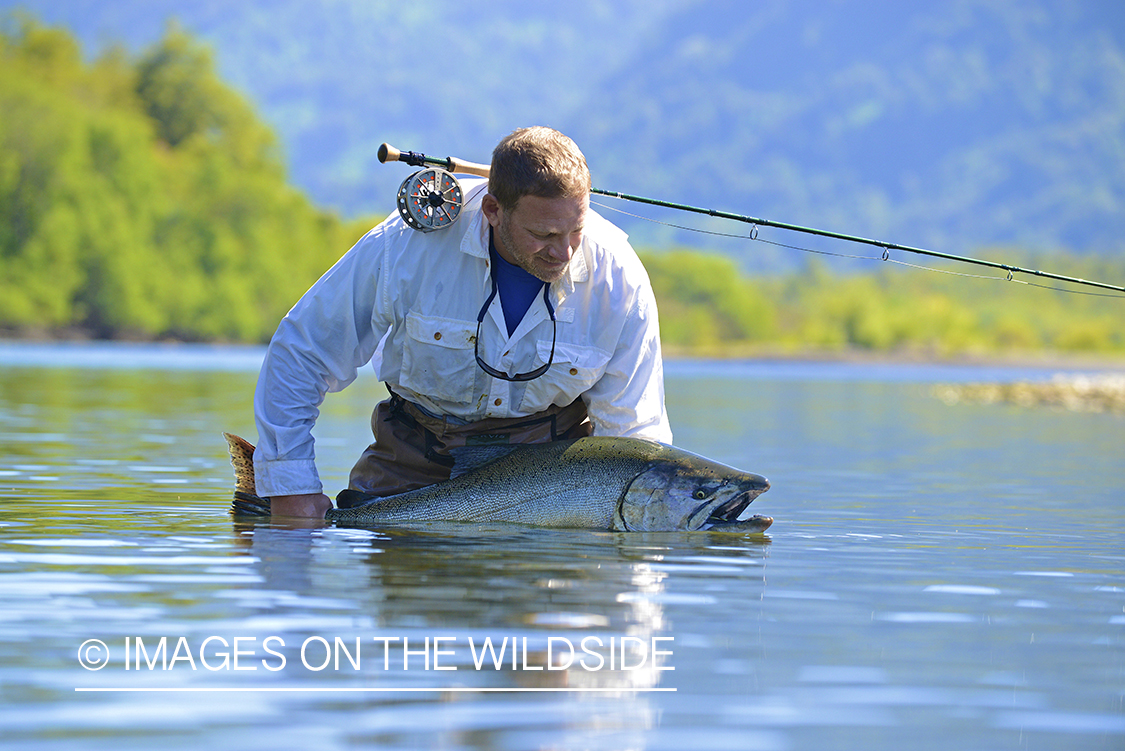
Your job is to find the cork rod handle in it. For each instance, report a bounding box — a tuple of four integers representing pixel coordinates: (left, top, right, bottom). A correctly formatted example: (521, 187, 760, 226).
(377, 142, 491, 178)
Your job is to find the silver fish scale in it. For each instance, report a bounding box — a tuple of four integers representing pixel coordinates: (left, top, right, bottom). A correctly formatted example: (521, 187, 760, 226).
(325, 438, 664, 528)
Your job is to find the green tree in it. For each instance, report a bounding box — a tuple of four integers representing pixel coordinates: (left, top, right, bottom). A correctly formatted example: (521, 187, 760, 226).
(0, 16, 371, 341)
(641, 250, 777, 350)
(134, 22, 277, 168)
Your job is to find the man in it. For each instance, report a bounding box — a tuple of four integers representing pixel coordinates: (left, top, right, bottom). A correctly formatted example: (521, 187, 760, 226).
(253, 126, 672, 518)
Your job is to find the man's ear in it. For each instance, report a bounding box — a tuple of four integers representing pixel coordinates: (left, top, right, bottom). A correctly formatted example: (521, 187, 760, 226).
(481, 193, 503, 229)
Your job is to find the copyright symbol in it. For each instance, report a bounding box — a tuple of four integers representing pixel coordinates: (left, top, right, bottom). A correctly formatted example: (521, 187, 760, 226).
(78, 639, 109, 670)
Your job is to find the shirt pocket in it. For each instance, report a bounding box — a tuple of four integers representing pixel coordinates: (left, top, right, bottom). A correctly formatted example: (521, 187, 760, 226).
(519, 340, 611, 412)
(400, 312, 479, 404)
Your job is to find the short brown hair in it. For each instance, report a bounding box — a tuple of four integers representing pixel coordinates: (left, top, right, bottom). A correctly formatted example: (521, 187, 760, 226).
(488, 127, 591, 211)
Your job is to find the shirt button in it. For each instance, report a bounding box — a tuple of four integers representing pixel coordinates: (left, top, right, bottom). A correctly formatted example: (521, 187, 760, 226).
(494, 398, 503, 406)
(569, 367, 578, 375)
(433, 332, 442, 341)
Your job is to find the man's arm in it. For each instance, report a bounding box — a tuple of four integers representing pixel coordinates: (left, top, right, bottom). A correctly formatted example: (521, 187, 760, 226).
(253, 227, 390, 501)
(582, 271, 673, 443)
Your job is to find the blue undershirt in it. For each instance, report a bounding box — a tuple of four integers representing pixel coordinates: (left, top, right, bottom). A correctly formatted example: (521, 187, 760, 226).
(489, 233, 546, 336)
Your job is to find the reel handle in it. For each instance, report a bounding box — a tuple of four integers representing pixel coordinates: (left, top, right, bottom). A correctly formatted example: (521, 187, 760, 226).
(378, 142, 491, 178)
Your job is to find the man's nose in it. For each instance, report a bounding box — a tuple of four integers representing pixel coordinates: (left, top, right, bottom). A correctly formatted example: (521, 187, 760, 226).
(547, 238, 573, 262)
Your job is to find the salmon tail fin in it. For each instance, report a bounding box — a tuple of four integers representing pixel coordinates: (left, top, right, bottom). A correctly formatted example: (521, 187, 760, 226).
(224, 432, 258, 495)
(223, 432, 271, 516)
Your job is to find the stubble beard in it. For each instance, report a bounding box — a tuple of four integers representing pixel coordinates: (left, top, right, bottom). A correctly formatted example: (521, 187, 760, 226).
(497, 216, 570, 284)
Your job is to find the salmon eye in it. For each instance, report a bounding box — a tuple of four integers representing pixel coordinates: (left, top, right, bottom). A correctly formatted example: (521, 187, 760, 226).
(693, 489, 707, 500)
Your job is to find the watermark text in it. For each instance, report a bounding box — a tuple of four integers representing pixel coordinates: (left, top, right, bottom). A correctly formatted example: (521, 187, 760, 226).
(77, 635, 675, 674)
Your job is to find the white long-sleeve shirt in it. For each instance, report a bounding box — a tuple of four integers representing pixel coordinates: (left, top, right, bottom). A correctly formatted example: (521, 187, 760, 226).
(253, 178, 672, 496)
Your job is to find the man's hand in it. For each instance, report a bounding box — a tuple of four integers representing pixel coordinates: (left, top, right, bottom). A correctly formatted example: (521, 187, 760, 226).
(270, 493, 333, 519)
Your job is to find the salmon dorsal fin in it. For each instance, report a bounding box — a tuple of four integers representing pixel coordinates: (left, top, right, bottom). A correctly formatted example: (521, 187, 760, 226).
(448, 444, 522, 479)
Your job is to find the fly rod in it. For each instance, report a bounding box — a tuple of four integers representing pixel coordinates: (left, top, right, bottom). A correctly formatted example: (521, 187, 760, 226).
(378, 142, 1124, 295)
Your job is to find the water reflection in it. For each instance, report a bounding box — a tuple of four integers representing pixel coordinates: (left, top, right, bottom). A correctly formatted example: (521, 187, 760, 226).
(1, 347, 1122, 750)
(232, 519, 770, 694)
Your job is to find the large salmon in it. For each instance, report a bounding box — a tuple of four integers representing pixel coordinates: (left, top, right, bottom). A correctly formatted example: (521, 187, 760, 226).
(224, 433, 771, 532)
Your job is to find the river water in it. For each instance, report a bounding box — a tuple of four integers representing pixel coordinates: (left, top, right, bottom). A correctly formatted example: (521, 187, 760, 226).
(1, 342, 1122, 750)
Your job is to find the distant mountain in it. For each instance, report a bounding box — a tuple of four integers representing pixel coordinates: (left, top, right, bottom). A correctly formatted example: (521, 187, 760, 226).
(4, 0, 1124, 270)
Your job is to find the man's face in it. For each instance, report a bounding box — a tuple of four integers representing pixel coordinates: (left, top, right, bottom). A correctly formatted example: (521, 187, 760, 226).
(482, 192, 588, 283)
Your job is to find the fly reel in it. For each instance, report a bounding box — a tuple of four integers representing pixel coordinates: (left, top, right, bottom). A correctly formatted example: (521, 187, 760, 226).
(396, 167, 464, 232)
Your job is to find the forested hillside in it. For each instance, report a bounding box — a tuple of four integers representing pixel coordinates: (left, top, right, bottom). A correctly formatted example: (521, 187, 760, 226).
(0, 18, 373, 341)
(641, 250, 1125, 356)
(6, 0, 1123, 267)
(1, 16, 1121, 355)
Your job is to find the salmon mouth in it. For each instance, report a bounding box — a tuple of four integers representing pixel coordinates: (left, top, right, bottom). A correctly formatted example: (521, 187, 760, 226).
(701, 476, 771, 530)
(708, 492, 754, 524)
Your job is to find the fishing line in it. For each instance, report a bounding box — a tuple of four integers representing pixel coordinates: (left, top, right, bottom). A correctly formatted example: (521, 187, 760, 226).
(591, 187, 1125, 297)
(376, 142, 1125, 297)
(591, 199, 1125, 299)
(591, 200, 877, 262)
